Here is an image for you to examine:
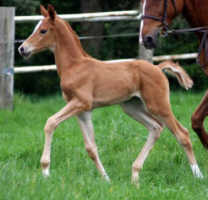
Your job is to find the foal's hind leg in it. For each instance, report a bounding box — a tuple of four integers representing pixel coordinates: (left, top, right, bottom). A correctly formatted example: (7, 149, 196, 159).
(162, 114, 203, 178)
(140, 78, 203, 179)
(77, 111, 110, 181)
(121, 98, 163, 185)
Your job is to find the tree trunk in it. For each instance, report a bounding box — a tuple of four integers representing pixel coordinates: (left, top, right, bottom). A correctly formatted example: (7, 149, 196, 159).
(80, 0, 104, 59)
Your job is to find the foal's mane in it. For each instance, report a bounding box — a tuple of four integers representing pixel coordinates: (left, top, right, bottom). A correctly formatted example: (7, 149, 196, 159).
(63, 20, 91, 58)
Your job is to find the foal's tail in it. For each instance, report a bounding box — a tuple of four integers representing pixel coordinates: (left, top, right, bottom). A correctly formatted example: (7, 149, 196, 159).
(158, 60, 193, 90)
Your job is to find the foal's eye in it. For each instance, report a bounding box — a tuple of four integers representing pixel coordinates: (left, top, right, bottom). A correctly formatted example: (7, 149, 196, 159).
(40, 29, 47, 34)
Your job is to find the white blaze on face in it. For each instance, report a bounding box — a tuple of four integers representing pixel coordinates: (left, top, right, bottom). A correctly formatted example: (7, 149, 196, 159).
(139, 0, 147, 44)
(19, 20, 43, 54)
(32, 20, 43, 35)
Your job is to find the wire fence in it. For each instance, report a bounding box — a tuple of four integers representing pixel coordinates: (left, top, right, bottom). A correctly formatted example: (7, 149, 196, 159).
(7, 32, 139, 45)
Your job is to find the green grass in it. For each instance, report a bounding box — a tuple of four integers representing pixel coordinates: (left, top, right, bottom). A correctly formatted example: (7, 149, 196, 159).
(0, 90, 208, 200)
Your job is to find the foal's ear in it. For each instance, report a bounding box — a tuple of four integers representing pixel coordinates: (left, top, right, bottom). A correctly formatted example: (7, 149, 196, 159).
(40, 5, 48, 17)
(48, 4, 56, 21)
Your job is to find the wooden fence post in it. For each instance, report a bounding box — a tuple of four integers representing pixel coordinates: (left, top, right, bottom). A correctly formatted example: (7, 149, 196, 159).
(138, 2, 153, 62)
(0, 7, 15, 110)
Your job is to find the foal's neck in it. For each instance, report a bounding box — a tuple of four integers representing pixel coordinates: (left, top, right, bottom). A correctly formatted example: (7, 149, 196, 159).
(54, 19, 85, 75)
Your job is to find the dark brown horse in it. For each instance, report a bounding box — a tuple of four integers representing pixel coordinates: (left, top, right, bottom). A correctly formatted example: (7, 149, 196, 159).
(140, 0, 208, 150)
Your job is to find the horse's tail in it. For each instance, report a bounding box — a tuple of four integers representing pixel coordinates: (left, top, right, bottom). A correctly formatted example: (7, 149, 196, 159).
(158, 60, 193, 90)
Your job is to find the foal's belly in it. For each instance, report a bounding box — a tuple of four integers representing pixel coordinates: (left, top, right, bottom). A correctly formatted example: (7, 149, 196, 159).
(91, 63, 140, 108)
(92, 90, 140, 108)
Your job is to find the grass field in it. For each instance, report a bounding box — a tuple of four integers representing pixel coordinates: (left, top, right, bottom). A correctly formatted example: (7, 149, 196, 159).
(0, 90, 208, 200)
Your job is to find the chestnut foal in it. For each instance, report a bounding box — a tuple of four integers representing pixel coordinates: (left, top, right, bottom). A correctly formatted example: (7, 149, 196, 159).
(19, 5, 203, 184)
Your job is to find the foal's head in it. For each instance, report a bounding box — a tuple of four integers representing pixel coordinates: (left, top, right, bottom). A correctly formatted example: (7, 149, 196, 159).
(140, 0, 184, 49)
(19, 5, 57, 58)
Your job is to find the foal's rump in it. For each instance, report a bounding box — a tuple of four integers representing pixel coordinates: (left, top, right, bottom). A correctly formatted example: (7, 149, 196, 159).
(135, 59, 193, 90)
(131, 59, 193, 118)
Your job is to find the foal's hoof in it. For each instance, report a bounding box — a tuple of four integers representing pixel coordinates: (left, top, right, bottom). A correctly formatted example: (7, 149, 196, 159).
(131, 180, 140, 188)
(195, 171, 204, 179)
(191, 164, 204, 179)
(40, 160, 50, 177)
(131, 177, 140, 188)
(42, 168, 50, 177)
(103, 174, 111, 182)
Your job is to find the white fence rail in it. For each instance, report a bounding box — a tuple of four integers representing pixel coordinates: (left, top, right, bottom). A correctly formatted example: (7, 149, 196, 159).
(15, 10, 141, 23)
(15, 53, 198, 74)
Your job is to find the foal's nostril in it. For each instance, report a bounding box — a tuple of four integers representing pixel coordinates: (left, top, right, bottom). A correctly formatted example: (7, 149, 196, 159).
(20, 46, 24, 53)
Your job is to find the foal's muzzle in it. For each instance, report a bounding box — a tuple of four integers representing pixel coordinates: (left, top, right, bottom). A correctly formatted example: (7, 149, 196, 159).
(18, 44, 32, 58)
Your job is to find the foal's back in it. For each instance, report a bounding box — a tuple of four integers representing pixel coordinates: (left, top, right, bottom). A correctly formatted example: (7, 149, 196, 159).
(73, 58, 169, 108)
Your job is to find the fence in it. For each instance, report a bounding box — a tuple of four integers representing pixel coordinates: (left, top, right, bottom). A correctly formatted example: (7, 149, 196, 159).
(0, 7, 15, 110)
(14, 53, 198, 74)
(14, 10, 142, 73)
(14, 10, 198, 73)
(0, 7, 198, 109)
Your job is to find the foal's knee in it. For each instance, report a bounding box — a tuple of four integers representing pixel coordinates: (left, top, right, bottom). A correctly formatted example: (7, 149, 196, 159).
(44, 117, 57, 134)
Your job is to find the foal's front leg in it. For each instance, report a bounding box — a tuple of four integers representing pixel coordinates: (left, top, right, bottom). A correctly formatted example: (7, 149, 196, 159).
(77, 112, 110, 181)
(40, 98, 86, 177)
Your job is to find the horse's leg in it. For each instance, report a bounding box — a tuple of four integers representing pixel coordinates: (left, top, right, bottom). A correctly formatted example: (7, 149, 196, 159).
(199, 46, 208, 76)
(77, 111, 110, 181)
(191, 90, 208, 149)
(121, 98, 163, 185)
(40, 98, 86, 177)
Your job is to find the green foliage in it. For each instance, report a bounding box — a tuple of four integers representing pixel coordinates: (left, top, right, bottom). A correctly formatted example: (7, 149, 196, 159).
(4, 0, 40, 15)
(0, 92, 208, 199)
